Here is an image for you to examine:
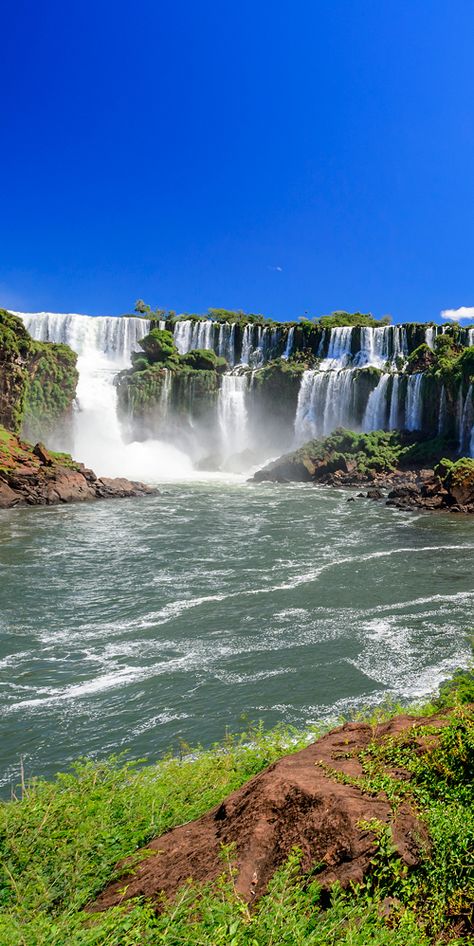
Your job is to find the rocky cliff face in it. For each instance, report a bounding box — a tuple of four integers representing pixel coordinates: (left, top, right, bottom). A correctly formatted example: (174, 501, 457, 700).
(0, 309, 78, 442)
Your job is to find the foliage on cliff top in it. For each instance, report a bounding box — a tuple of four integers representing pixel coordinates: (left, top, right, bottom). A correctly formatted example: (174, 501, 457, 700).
(0, 666, 472, 945)
(134, 328, 227, 374)
(289, 428, 456, 475)
(301, 311, 392, 329)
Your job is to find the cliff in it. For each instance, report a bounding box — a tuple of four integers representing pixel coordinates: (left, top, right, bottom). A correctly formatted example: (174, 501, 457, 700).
(0, 309, 78, 441)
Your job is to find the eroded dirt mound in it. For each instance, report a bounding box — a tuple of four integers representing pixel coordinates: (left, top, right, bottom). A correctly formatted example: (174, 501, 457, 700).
(91, 713, 448, 913)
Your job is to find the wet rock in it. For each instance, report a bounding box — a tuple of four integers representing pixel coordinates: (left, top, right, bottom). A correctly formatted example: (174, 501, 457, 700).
(366, 488, 383, 500)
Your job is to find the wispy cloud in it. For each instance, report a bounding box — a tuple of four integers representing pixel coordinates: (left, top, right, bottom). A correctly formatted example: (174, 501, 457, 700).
(268, 265, 283, 272)
(440, 305, 474, 322)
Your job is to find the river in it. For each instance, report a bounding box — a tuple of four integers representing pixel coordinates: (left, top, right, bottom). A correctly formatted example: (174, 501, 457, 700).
(0, 479, 472, 791)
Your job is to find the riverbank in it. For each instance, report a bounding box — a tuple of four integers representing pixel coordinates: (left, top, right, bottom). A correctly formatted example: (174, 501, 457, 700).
(253, 428, 474, 513)
(0, 668, 472, 945)
(0, 426, 157, 508)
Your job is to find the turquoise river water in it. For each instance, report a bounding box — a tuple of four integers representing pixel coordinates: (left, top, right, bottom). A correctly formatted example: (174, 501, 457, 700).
(0, 480, 473, 791)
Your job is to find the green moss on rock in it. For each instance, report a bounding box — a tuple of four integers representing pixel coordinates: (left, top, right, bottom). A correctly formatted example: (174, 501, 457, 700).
(0, 310, 78, 438)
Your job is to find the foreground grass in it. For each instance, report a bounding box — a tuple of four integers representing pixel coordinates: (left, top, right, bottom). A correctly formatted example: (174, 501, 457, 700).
(0, 675, 473, 945)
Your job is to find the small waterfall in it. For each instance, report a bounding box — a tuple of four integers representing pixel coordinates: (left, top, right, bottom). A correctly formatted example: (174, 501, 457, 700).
(468, 328, 474, 347)
(405, 374, 424, 431)
(388, 375, 400, 430)
(459, 385, 474, 454)
(218, 371, 249, 455)
(425, 326, 436, 350)
(159, 369, 172, 426)
(282, 326, 295, 359)
(437, 386, 447, 435)
(363, 374, 391, 431)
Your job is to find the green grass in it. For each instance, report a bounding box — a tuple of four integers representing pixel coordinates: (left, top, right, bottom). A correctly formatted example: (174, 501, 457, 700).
(0, 677, 473, 945)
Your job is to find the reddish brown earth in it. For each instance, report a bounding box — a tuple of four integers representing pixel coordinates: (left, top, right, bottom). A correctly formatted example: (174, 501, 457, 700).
(90, 713, 448, 914)
(0, 430, 157, 508)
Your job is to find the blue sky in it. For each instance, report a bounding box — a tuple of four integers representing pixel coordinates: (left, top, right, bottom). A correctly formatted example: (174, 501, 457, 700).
(1, 1, 474, 323)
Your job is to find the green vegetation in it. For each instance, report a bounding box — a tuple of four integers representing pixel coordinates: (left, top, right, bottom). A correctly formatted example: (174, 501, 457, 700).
(180, 349, 227, 372)
(305, 311, 392, 329)
(0, 667, 472, 945)
(0, 424, 79, 475)
(0, 310, 78, 439)
(436, 456, 474, 492)
(137, 329, 180, 366)
(291, 428, 456, 477)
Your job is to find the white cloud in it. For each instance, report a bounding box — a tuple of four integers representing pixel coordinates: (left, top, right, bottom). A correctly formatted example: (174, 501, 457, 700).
(440, 305, 474, 322)
(268, 265, 283, 272)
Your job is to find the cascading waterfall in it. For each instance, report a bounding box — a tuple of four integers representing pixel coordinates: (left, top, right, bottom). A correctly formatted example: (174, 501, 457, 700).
(282, 326, 295, 359)
(354, 326, 407, 367)
(437, 386, 447, 435)
(218, 370, 249, 456)
(323, 326, 353, 368)
(363, 374, 392, 431)
(13, 311, 192, 479)
(405, 374, 424, 431)
(294, 369, 356, 441)
(459, 384, 474, 454)
(10, 312, 474, 478)
(388, 375, 400, 430)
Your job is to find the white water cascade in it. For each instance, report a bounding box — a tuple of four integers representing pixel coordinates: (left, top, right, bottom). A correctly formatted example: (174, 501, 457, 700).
(405, 374, 424, 432)
(13, 312, 193, 480)
(294, 369, 356, 441)
(388, 375, 400, 430)
(283, 326, 295, 359)
(218, 371, 249, 456)
(363, 374, 392, 431)
(459, 384, 474, 454)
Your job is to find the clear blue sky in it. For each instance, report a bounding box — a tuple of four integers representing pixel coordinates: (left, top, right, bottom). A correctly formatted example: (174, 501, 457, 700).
(1, 1, 474, 323)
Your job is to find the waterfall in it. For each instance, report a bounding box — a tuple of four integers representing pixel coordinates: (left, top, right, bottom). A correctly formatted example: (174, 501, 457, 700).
(323, 327, 353, 368)
(425, 326, 436, 350)
(282, 326, 295, 359)
(294, 368, 356, 442)
(363, 374, 391, 431)
(459, 385, 474, 454)
(468, 328, 474, 347)
(217, 323, 236, 365)
(388, 375, 400, 430)
(437, 386, 447, 435)
(16, 310, 150, 364)
(354, 325, 407, 367)
(405, 374, 424, 431)
(13, 311, 191, 479)
(218, 371, 249, 456)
